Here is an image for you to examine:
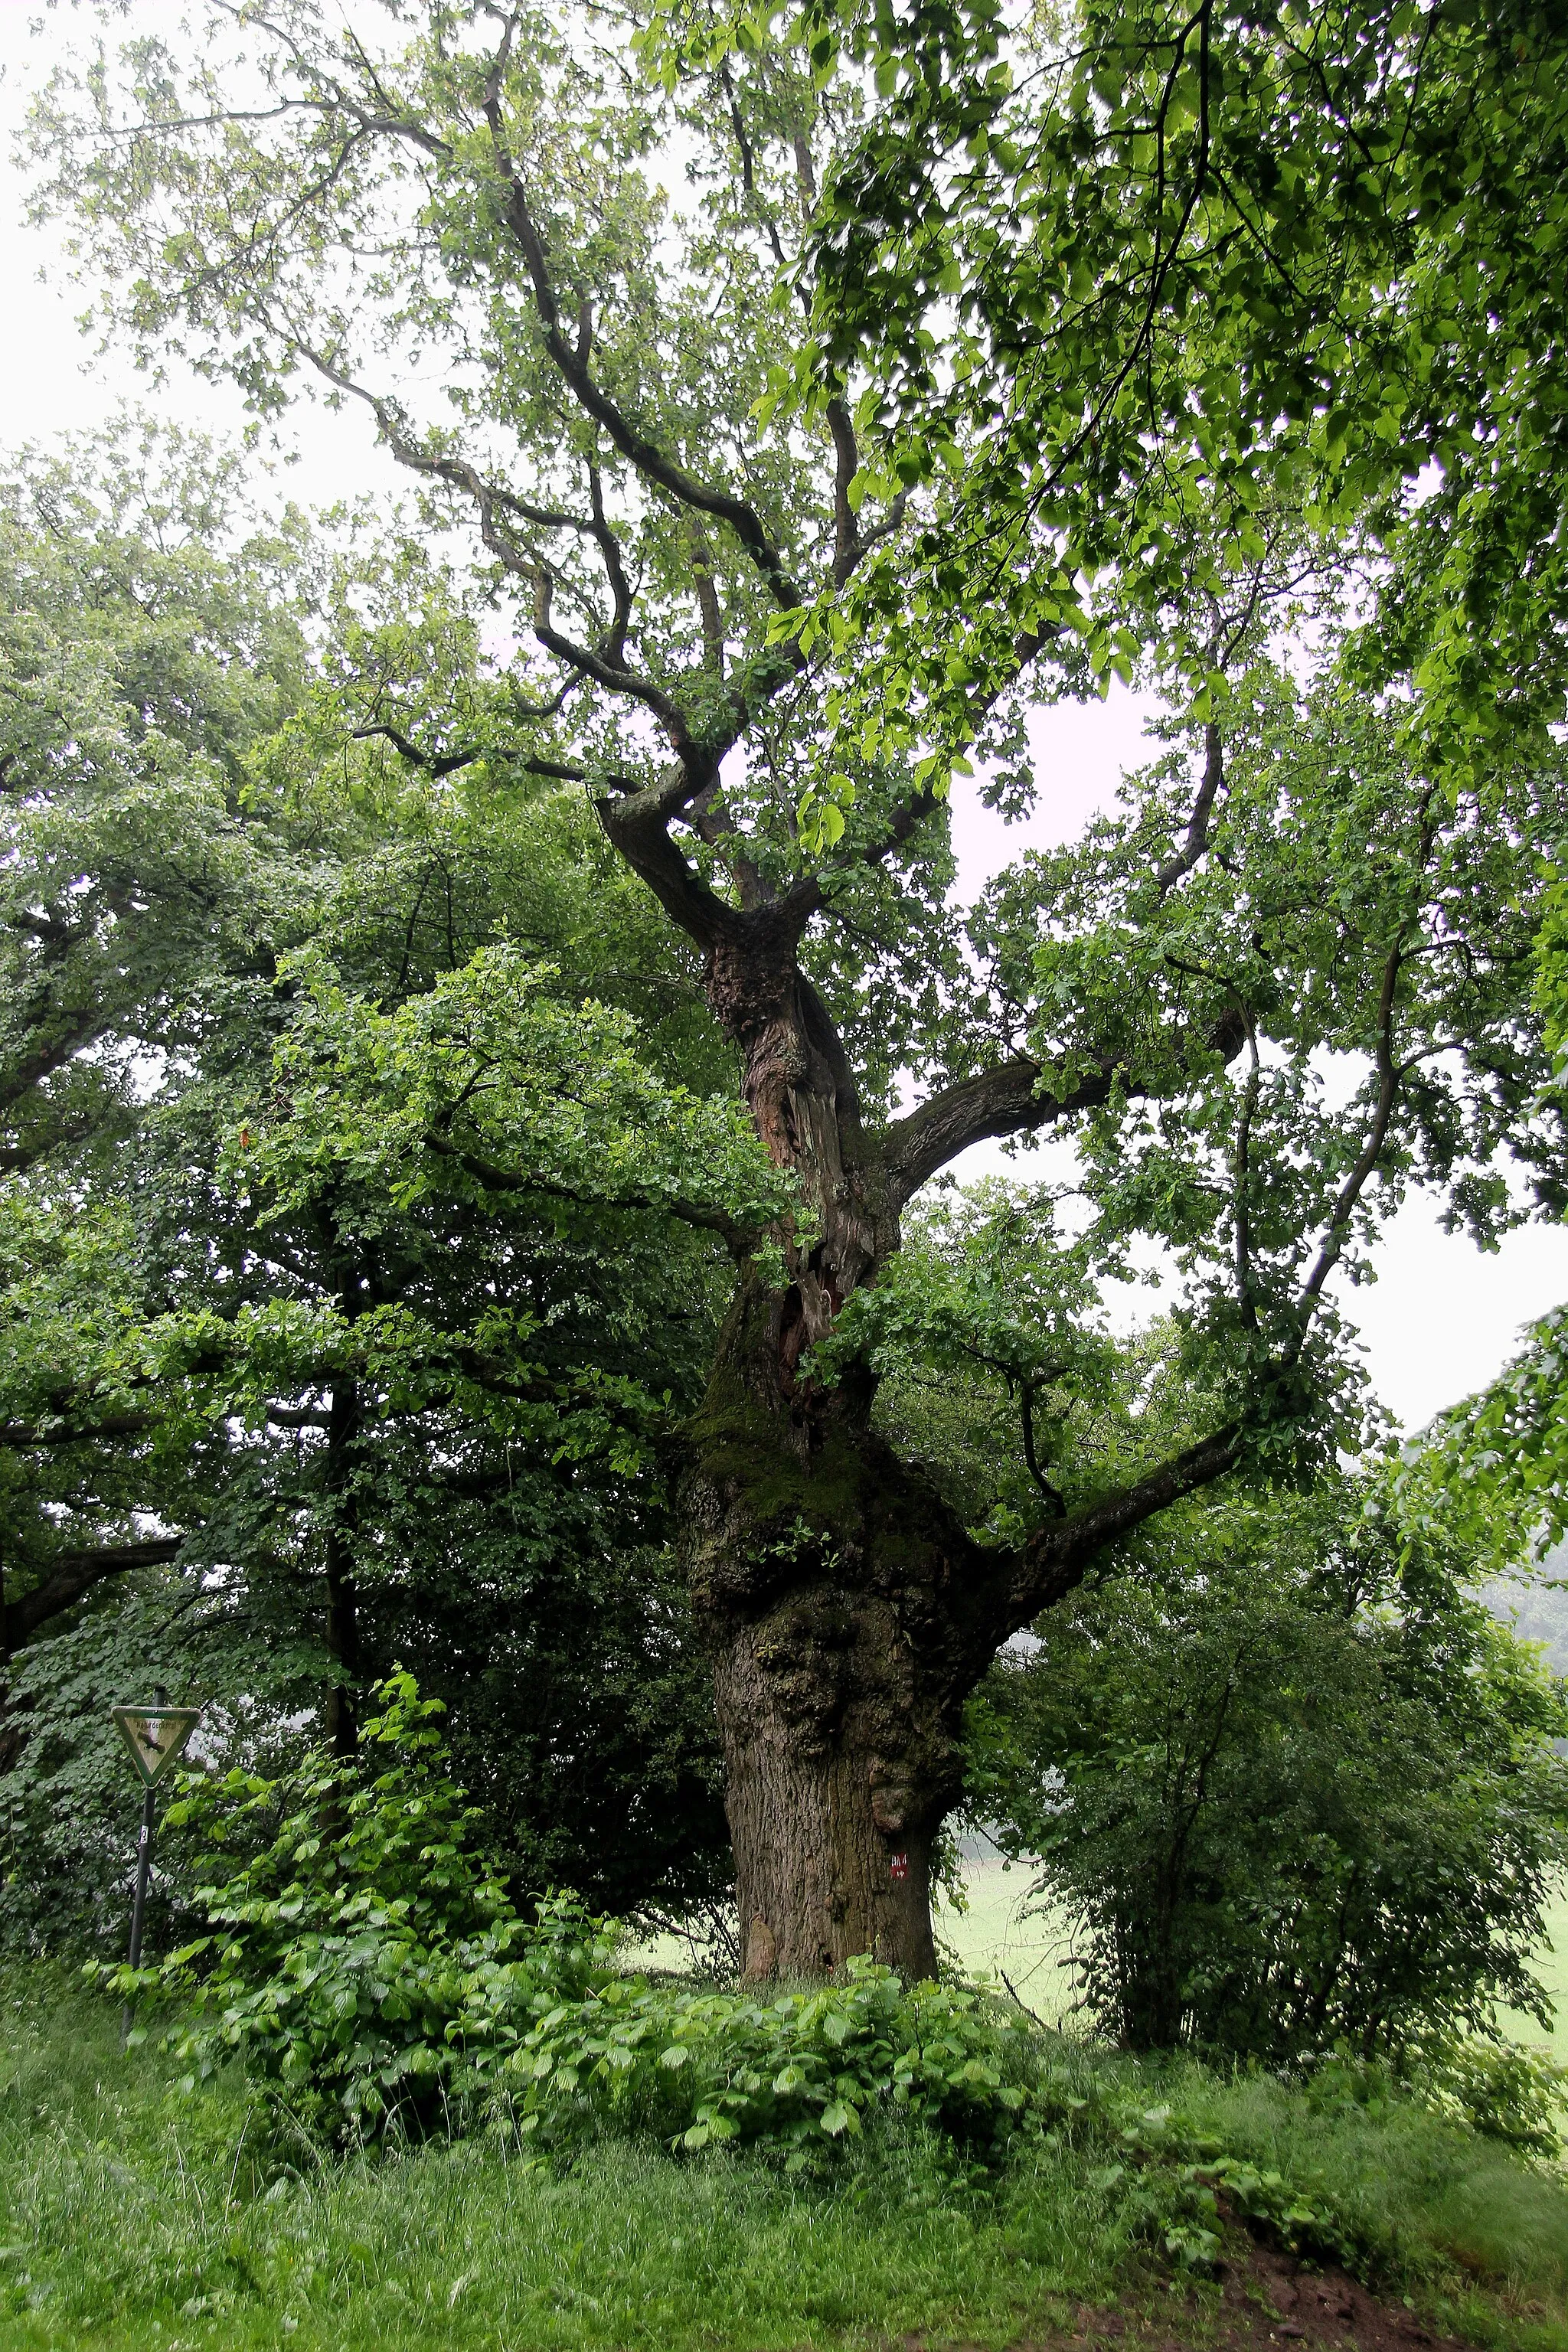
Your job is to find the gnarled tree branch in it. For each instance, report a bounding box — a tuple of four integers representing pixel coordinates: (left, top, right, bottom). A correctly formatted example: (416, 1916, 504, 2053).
(881, 1056, 1117, 1208)
(5, 1535, 185, 1646)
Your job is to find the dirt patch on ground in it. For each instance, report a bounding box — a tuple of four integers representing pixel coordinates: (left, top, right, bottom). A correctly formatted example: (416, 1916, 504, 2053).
(897, 2230, 1478, 2352)
(1212, 2241, 1459, 2352)
(1062, 2237, 1467, 2352)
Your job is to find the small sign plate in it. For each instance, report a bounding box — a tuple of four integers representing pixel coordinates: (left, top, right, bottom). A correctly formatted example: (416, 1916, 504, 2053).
(111, 1706, 201, 1788)
(889, 1850, 910, 1882)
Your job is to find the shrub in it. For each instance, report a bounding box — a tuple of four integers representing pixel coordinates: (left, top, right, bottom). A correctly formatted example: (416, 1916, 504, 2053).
(1305, 2038, 1568, 2163)
(81, 1674, 1236, 2226)
(476, 1958, 1039, 2167)
(96, 1671, 617, 2142)
(969, 1477, 1568, 2066)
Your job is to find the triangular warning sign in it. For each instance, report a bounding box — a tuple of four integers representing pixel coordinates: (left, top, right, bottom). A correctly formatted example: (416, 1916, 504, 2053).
(111, 1706, 201, 1787)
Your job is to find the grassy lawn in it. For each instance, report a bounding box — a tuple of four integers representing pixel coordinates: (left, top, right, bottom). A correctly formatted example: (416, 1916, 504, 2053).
(1500, 1889, 1568, 2056)
(7, 1964, 1568, 2352)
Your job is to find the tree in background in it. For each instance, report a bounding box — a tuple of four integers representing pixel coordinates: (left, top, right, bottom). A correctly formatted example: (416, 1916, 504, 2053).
(1413, 867, 1568, 1559)
(0, 433, 776, 1946)
(22, 0, 1568, 1980)
(969, 1475, 1568, 2061)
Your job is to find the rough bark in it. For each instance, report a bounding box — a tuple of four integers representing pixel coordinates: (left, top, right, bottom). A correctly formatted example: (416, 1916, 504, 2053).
(681, 944, 1017, 1979)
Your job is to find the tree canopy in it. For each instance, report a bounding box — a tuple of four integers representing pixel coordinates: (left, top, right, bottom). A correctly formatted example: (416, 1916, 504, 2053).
(801, 0, 1568, 770)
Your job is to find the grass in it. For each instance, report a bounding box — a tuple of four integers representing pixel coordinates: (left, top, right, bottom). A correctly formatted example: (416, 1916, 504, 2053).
(8, 1966, 1568, 2352)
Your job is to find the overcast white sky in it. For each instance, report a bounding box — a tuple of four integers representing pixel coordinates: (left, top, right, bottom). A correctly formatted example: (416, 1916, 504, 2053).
(5, 7, 1568, 1438)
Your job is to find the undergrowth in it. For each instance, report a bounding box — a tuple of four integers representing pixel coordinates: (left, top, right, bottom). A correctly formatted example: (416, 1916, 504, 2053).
(7, 1962, 1568, 2352)
(28, 1680, 1568, 2350)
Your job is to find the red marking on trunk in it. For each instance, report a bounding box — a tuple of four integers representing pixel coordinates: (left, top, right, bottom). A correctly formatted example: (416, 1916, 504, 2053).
(889, 1851, 909, 1881)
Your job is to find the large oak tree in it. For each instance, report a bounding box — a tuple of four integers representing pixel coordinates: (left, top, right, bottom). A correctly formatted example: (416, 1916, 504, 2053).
(25, 0, 1568, 1978)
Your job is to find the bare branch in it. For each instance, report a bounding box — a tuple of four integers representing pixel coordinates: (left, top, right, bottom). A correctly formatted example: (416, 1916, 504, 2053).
(882, 1056, 1116, 1208)
(1010, 1420, 1243, 1623)
(1233, 1014, 1261, 1331)
(1019, 1381, 1067, 1516)
(351, 724, 489, 778)
(1155, 721, 1224, 893)
(0, 1410, 158, 1450)
(594, 765, 747, 954)
(532, 579, 682, 730)
(479, 72, 805, 609)
(1283, 940, 1405, 1362)
(0, 1011, 112, 1117)
(685, 779, 776, 911)
(587, 463, 635, 668)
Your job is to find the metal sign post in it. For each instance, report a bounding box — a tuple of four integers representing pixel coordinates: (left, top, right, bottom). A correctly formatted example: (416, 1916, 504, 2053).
(110, 1701, 201, 2051)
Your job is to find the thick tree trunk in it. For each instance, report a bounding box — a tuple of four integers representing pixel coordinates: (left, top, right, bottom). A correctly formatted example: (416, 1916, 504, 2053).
(682, 1273, 1010, 1980)
(678, 939, 1028, 1979)
(680, 890, 1024, 1981)
(717, 1660, 939, 1982)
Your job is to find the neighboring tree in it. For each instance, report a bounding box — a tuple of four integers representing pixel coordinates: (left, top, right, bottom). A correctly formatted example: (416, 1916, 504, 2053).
(0, 429, 320, 1668)
(1, 949, 761, 1939)
(0, 435, 766, 1931)
(140, 946, 774, 1882)
(23, 2, 1568, 1981)
(968, 1477, 1568, 2060)
(1481, 1553, 1568, 1677)
(0, 1560, 289, 1957)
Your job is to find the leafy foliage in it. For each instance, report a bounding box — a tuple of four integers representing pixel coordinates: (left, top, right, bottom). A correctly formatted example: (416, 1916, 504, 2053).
(102, 1675, 614, 2143)
(969, 1476, 1568, 2062)
(1410, 864, 1568, 1550)
(799, 0, 1568, 785)
(488, 1958, 1039, 2167)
